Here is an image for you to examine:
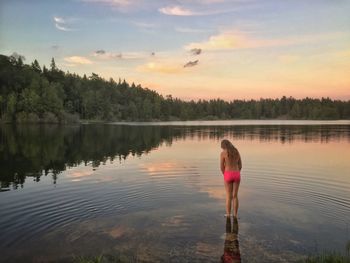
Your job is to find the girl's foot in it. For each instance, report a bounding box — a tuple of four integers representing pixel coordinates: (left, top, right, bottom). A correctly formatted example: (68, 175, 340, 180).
(224, 214, 232, 217)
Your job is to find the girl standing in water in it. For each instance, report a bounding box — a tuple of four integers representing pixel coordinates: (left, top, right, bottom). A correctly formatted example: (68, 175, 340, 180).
(220, 139, 242, 218)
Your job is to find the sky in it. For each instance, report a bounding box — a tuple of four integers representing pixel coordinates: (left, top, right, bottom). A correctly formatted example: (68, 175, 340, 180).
(0, 0, 349, 100)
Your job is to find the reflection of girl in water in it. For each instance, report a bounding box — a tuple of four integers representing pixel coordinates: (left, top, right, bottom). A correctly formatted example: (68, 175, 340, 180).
(221, 216, 241, 263)
(220, 139, 242, 217)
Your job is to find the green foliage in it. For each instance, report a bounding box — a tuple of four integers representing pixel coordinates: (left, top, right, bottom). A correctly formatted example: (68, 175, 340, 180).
(41, 112, 59, 123)
(0, 54, 349, 123)
(73, 254, 131, 263)
(73, 254, 104, 263)
(301, 253, 350, 263)
(31, 59, 41, 73)
(300, 242, 350, 263)
(7, 93, 17, 115)
(15, 112, 40, 123)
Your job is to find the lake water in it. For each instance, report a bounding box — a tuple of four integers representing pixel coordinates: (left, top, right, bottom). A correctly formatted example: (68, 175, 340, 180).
(0, 121, 350, 263)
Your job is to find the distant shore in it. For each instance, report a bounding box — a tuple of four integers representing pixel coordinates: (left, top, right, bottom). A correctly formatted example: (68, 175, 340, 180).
(2, 119, 350, 126)
(107, 119, 350, 126)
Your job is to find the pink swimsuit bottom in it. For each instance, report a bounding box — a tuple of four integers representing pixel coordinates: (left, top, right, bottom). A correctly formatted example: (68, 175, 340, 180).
(223, 170, 241, 183)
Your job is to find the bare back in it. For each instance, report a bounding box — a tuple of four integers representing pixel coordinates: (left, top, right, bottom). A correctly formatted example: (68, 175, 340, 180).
(220, 150, 242, 173)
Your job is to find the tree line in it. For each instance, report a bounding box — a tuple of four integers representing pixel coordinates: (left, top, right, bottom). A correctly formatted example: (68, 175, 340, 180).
(0, 54, 349, 123)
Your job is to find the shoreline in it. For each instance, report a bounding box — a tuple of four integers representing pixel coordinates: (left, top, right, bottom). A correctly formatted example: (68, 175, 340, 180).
(107, 119, 350, 126)
(2, 119, 350, 126)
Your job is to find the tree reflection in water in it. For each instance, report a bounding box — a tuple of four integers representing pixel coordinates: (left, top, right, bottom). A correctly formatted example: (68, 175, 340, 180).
(1, 124, 348, 190)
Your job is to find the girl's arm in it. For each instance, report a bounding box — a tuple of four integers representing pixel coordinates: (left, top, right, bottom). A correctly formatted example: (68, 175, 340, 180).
(220, 152, 225, 174)
(238, 151, 242, 171)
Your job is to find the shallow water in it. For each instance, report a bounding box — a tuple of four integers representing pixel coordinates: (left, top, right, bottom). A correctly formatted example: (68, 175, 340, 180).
(0, 123, 349, 262)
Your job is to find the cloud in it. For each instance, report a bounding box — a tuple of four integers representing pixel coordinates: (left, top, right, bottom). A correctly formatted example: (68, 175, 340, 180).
(184, 60, 199, 68)
(93, 50, 152, 60)
(55, 23, 72, 31)
(159, 6, 196, 16)
(93, 50, 122, 59)
(64, 56, 93, 65)
(80, 0, 131, 6)
(181, 0, 227, 3)
(54, 16, 65, 23)
(51, 45, 59, 50)
(185, 31, 346, 51)
(95, 49, 106, 55)
(80, 0, 134, 12)
(137, 62, 182, 74)
(190, 48, 202, 55)
(82, 0, 241, 15)
(159, 4, 240, 16)
(185, 31, 254, 50)
(201, 0, 227, 3)
(53, 16, 74, 31)
(175, 27, 210, 33)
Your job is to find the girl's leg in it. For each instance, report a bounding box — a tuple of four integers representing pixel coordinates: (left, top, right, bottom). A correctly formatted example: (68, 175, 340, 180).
(224, 181, 233, 216)
(233, 181, 240, 217)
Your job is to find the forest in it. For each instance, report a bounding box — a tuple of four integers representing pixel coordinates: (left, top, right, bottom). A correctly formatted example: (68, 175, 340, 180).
(0, 53, 349, 123)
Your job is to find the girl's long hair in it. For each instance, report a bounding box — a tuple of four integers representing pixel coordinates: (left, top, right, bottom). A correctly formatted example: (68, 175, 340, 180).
(221, 139, 239, 161)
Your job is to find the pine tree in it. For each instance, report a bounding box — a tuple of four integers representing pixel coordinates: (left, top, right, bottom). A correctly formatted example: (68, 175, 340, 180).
(31, 59, 41, 73)
(50, 57, 56, 71)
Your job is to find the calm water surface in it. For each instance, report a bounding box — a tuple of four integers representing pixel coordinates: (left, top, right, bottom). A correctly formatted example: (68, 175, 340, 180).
(0, 122, 350, 262)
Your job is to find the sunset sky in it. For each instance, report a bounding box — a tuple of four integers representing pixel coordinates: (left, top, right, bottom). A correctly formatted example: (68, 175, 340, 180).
(0, 0, 349, 100)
